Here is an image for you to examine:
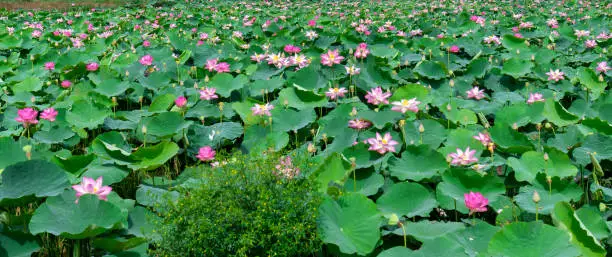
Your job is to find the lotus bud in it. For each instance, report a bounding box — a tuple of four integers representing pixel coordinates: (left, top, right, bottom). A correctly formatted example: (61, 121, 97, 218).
(536, 123, 542, 130)
(112, 97, 117, 105)
(512, 123, 518, 130)
(125, 70, 130, 77)
(307, 143, 316, 153)
(531, 55, 535, 61)
(349, 157, 356, 168)
(599, 203, 607, 212)
(418, 123, 425, 133)
(525, 82, 530, 88)
(199, 116, 205, 124)
(46, 81, 51, 86)
(322, 133, 328, 143)
(543, 153, 549, 161)
(545, 122, 552, 129)
(218, 102, 224, 112)
(22, 145, 32, 160)
(532, 190, 541, 203)
(449, 79, 454, 87)
(546, 175, 552, 186)
(142, 125, 147, 134)
(30, 96, 36, 103)
(204, 75, 210, 83)
(599, 74, 604, 82)
(349, 48, 354, 55)
(446, 104, 452, 111)
(388, 213, 400, 226)
(283, 99, 289, 107)
(310, 129, 316, 136)
(516, 49, 520, 55)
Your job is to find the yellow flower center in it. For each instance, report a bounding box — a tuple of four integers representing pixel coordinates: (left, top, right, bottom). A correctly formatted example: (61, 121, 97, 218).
(333, 88, 339, 93)
(329, 53, 335, 60)
(93, 187, 99, 193)
(382, 139, 388, 144)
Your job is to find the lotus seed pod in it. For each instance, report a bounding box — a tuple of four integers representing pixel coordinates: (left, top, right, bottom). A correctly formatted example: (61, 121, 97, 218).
(544, 122, 552, 129)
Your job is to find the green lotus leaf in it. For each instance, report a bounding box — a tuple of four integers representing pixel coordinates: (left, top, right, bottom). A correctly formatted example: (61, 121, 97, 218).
(501, 57, 533, 78)
(0, 230, 40, 257)
(278, 87, 328, 110)
(376, 247, 415, 257)
(515, 174, 582, 215)
(573, 133, 612, 166)
(128, 141, 180, 171)
(487, 221, 579, 257)
(494, 102, 544, 127)
(542, 98, 579, 127)
(0, 160, 70, 203)
(551, 202, 606, 257)
(287, 66, 327, 91)
(443, 220, 500, 257)
(188, 122, 243, 147)
(12, 76, 42, 93)
(29, 192, 127, 239)
(81, 164, 130, 186)
(414, 61, 448, 80)
(312, 153, 351, 193)
(344, 168, 384, 196)
(370, 44, 399, 58)
(242, 125, 289, 153)
(33, 124, 75, 144)
(388, 145, 447, 181)
(377, 182, 437, 218)
(0, 137, 28, 170)
(209, 73, 248, 97)
(575, 206, 611, 240)
(318, 193, 382, 255)
(401, 119, 447, 149)
(341, 143, 385, 169)
(437, 169, 505, 214)
(501, 34, 528, 50)
(135, 184, 179, 208)
(577, 67, 606, 101)
(91, 237, 147, 254)
(507, 148, 578, 182)
(66, 100, 109, 129)
(489, 122, 534, 153)
(272, 107, 316, 132)
(138, 112, 192, 138)
(465, 58, 489, 79)
(388, 221, 465, 241)
(127, 206, 161, 240)
(250, 77, 285, 96)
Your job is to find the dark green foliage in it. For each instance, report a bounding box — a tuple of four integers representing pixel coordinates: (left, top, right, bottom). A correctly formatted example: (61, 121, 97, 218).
(153, 152, 322, 257)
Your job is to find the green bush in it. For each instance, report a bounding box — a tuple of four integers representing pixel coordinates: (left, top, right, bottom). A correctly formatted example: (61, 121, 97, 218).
(152, 151, 322, 257)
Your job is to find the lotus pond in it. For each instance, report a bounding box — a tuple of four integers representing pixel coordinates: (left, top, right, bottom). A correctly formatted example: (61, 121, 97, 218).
(0, 0, 611, 256)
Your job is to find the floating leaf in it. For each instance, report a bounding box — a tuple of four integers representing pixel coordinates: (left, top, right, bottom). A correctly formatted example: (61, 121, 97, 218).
(0, 160, 70, 203)
(377, 182, 437, 218)
(487, 222, 579, 257)
(551, 202, 606, 257)
(388, 145, 447, 181)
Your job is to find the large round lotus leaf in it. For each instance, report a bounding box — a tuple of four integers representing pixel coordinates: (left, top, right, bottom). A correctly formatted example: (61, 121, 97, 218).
(401, 119, 447, 149)
(313, 153, 351, 193)
(250, 77, 285, 96)
(573, 134, 612, 166)
(342, 143, 385, 169)
(278, 87, 328, 110)
(439, 220, 500, 257)
(138, 112, 192, 138)
(344, 168, 384, 196)
(148, 94, 176, 113)
(358, 109, 404, 129)
(388, 145, 448, 181)
(29, 192, 127, 239)
(551, 202, 607, 257)
(507, 148, 578, 182)
(242, 125, 289, 153)
(135, 184, 179, 208)
(0, 137, 27, 170)
(66, 100, 109, 129)
(88, 71, 129, 97)
(12, 76, 42, 93)
(127, 206, 161, 240)
(575, 206, 611, 240)
(495, 102, 544, 127)
(501, 57, 533, 78)
(465, 58, 490, 79)
(127, 141, 179, 171)
(232, 100, 262, 126)
(546, 125, 585, 153)
(318, 102, 369, 138)
(577, 67, 606, 100)
(33, 124, 75, 144)
(208, 73, 247, 97)
(488, 222, 580, 257)
(356, 56, 395, 89)
(377, 247, 415, 257)
(377, 182, 437, 218)
(389, 83, 430, 104)
(438, 128, 484, 156)
(104, 243, 149, 257)
(188, 122, 243, 147)
(542, 99, 579, 127)
(515, 174, 582, 215)
(501, 34, 527, 50)
(411, 236, 468, 257)
(489, 122, 534, 153)
(0, 230, 40, 257)
(271, 107, 316, 132)
(414, 61, 448, 80)
(318, 193, 382, 255)
(388, 221, 465, 241)
(91, 237, 147, 254)
(443, 105, 478, 125)
(370, 44, 399, 58)
(81, 164, 130, 185)
(0, 160, 70, 202)
(287, 66, 327, 91)
(437, 169, 505, 213)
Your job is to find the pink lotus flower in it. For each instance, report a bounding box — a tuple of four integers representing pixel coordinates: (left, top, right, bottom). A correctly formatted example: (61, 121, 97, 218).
(354, 43, 370, 59)
(483, 35, 501, 45)
(61, 80, 72, 88)
(205, 59, 218, 71)
(320, 49, 344, 67)
(513, 33, 523, 38)
(284, 44, 301, 54)
(345, 65, 360, 75)
(325, 87, 348, 100)
(307, 20, 316, 27)
(546, 18, 558, 28)
(251, 103, 274, 116)
(16, 108, 39, 126)
(139, 54, 153, 66)
(348, 119, 371, 130)
(31, 30, 42, 38)
(391, 98, 420, 114)
(473, 132, 492, 146)
(596, 61, 610, 73)
(585, 40, 597, 48)
(464, 191, 488, 215)
(448, 147, 478, 166)
(214, 62, 230, 73)
(44, 62, 55, 70)
(290, 54, 309, 69)
(40, 108, 58, 122)
(466, 87, 485, 100)
(143, 40, 151, 47)
(199, 87, 219, 100)
(367, 132, 398, 154)
(196, 146, 216, 161)
(364, 87, 391, 105)
(449, 45, 460, 53)
(546, 69, 565, 82)
(574, 29, 590, 38)
(512, 26, 519, 33)
(175, 96, 187, 107)
(250, 53, 266, 63)
(86, 62, 99, 71)
(437, 33, 445, 39)
(72, 176, 112, 203)
(527, 93, 545, 104)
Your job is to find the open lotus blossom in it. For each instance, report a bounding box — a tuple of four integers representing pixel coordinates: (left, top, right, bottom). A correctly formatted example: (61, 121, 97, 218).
(175, 96, 187, 107)
(139, 54, 153, 66)
(320, 49, 344, 67)
(348, 119, 371, 130)
(305, 30, 318, 40)
(483, 35, 501, 45)
(546, 18, 558, 28)
(205, 58, 218, 71)
(585, 40, 597, 48)
(365, 87, 392, 105)
(354, 43, 369, 59)
(143, 40, 151, 47)
(527, 93, 545, 104)
(214, 62, 230, 73)
(546, 69, 565, 82)
(473, 132, 492, 146)
(44, 62, 55, 70)
(391, 98, 420, 114)
(251, 103, 274, 116)
(61, 80, 72, 88)
(596, 61, 610, 73)
(86, 62, 99, 71)
(199, 87, 219, 100)
(72, 176, 112, 203)
(16, 108, 39, 126)
(367, 132, 398, 154)
(464, 191, 489, 215)
(290, 54, 309, 69)
(449, 45, 460, 53)
(325, 87, 348, 100)
(284, 44, 301, 54)
(466, 87, 486, 100)
(250, 53, 266, 63)
(574, 29, 590, 38)
(596, 32, 610, 40)
(40, 108, 58, 121)
(196, 146, 216, 161)
(345, 65, 360, 75)
(448, 147, 478, 166)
